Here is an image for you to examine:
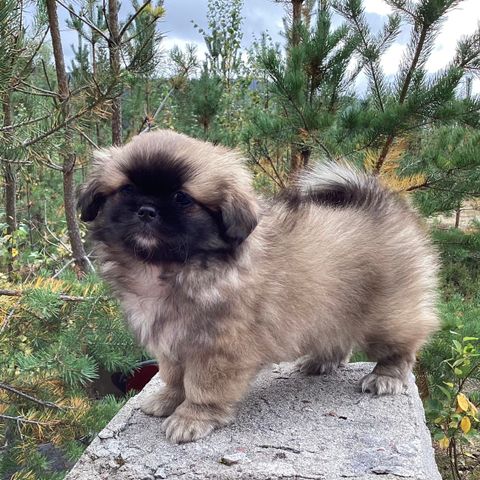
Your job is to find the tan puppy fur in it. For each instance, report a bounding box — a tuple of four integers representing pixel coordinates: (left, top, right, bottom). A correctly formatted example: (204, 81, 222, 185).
(78, 130, 439, 443)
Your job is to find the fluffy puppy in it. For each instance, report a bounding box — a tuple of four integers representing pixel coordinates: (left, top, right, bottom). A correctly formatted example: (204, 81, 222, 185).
(78, 130, 439, 444)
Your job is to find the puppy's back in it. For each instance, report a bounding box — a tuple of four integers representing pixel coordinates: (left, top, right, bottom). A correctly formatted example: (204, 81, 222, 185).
(258, 161, 439, 357)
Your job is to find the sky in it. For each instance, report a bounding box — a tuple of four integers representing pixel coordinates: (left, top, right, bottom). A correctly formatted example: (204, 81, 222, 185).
(55, 0, 480, 93)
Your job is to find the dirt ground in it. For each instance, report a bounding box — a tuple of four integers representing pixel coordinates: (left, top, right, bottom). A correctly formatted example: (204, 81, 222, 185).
(433, 200, 480, 230)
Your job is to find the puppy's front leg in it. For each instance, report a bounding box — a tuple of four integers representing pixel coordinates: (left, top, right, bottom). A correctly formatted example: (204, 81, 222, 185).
(163, 355, 256, 443)
(140, 355, 185, 417)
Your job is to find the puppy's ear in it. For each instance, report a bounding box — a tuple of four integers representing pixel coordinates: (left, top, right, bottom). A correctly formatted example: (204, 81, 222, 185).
(220, 192, 258, 245)
(77, 180, 106, 222)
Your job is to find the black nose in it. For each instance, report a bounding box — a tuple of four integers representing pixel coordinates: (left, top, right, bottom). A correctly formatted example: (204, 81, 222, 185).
(137, 205, 157, 222)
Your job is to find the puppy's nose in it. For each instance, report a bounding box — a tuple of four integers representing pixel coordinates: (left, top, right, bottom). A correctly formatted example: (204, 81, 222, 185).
(137, 205, 157, 222)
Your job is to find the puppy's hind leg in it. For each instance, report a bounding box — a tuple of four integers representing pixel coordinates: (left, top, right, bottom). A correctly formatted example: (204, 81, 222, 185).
(296, 348, 351, 376)
(360, 349, 415, 395)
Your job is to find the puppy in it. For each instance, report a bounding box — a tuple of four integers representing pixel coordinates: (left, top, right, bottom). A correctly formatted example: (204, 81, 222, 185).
(78, 130, 439, 443)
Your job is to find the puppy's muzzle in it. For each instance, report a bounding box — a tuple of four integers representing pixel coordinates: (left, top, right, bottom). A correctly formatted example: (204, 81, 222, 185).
(138, 205, 157, 223)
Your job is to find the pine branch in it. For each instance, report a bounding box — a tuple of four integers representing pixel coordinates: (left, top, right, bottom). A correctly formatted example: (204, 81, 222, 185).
(385, 0, 417, 22)
(55, 0, 110, 43)
(121, 15, 159, 45)
(266, 66, 311, 131)
(375, 21, 431, 172)
(0, 113, 52, 132)
(74, 126, 99, 149)
(141, 86, 175, 133)
(406, 180, 429, 191)
(17, 26, 50, 80)
(119, 0, 152, 39)
(247, 149, 285, 189)
(398, 25, 428, 104)
(40, 58, 58, 109)
(0, 414, 56, 426)
(0, 289, 92, 302)
(259, 145, 287, 187)
(18, 80, 59, 98)
(334, 2, 386, 112)
(0, 382, 65, 410)
(22, 83, 117, 148)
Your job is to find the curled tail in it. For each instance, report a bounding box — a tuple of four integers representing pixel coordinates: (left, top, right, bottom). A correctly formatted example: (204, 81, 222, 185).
(289, 161, 396, 212)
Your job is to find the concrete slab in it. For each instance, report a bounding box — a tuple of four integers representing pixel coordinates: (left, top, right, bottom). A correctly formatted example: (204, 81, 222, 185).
(66, 362, 440, 480)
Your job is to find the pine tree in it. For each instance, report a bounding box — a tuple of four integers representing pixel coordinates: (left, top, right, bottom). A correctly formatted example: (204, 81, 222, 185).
(191, 65, 223, 137)
(67, 0, 110, 145)
(332, 0, 480, 216)
(1, 0, 22, 280)
(123, 0, 165, 136)
(193, 0, 243, 88)
(186, 0, 245, 144)
(244, 0, 359, 179)
(46, 0, 90, 275)
(108, 0, 164, 144)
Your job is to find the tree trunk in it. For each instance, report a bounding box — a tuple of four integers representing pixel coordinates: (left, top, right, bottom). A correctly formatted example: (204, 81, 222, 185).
(291, 0, 304, 48)
(289, 0, 305, 179)
(374, 26, 428, 173)
(91, 37, 101, 145)
(454, 203, 461, 229)
(45, 0, 89, 275)
(2, 93, 17, 280)
(289, 147, 303, 179)
(300, 147, 311, 167)
(108, 0, 122, 146)
(145, 79, 151, 113)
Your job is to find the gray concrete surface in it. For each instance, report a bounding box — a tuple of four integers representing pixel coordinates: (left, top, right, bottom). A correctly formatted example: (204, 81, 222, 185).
(65, 362, 441, 479)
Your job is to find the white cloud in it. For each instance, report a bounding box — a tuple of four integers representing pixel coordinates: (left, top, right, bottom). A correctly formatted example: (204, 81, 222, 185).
(161, 37, 208, 60)
(425, 0, 480, 73)
(363, 0, 393, 16)
(366, 1, 480, 93)
(381, 42, 407, 75)
(472, 78, 480, 94)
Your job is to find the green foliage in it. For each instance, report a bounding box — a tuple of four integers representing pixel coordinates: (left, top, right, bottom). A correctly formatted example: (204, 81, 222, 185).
(424, 330, 480, 480)
(332, 0, 480, 186)
(430, 226, 480, 299)
(0, 276, 144, 479)
(245, 1, 359, 177)
(420, 227, 480, 388)
(125, 1, 165, 77)
(191, 67, 223, 137)
(422, 295, 480, 387)
(0, 0, 21, 95)
(420, 225, 480, 478)
(409, 127, 480, 216)
(193, 0, 243, 85)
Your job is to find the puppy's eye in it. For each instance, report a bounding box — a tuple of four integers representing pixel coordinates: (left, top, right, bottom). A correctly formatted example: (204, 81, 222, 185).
(173, 191, 193, 207)
(119, 184, 135, 194)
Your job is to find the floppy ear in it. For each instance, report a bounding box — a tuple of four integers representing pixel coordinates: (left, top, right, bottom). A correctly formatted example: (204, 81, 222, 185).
(220, 192, 258, 246)
(77, 180, 106, 222)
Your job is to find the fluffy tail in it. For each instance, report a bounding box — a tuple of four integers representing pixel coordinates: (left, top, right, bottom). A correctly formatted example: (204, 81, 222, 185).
(293, 161, 394, 212)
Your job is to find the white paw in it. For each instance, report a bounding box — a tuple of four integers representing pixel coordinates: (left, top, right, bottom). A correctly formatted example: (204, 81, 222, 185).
(162, 412, 216, 444)
(360, 373, 405, 395)
(140, 389, 183, 417)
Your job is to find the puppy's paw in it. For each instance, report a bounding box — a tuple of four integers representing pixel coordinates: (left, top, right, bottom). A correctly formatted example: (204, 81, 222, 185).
(140, 388, 184, 417)
(296, 355, 344, 375)
(162, 412, 216, 443)
(360, 373, 405, 395)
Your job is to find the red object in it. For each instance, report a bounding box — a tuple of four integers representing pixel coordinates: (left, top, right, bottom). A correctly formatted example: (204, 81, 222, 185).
(126, 362, 159, 392)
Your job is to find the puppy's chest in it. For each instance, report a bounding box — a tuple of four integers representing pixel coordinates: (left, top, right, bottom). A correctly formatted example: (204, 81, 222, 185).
(112, 264, 218, 358)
